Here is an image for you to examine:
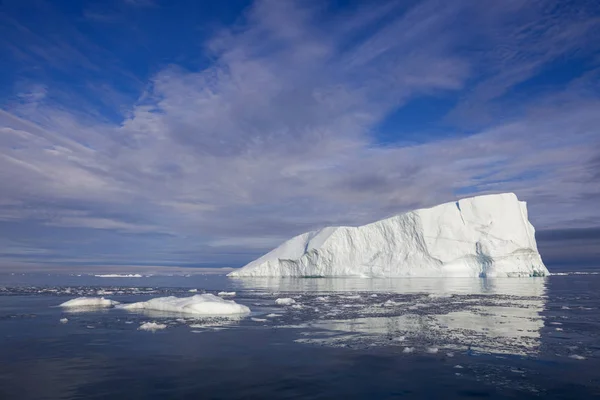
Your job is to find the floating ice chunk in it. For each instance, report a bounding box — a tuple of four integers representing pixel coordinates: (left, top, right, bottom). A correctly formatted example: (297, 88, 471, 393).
(251, 318, 267, 322)
(426, 347, 439, 354)
(291, 304, 303, 309)
(120, 294, 250, 316)
(139, 322, 167, 331)
(59, 318, 68, 324)
(454, 365, 464, 369)
(95, 274, 143, 278)
(218, 291, 236, 297)
(275, 298, 296, 306)
(315, 296, 329, 302)
(403, 347, 415, 353)
(266, 313, 281, 318)
(370, 294, 378, 298)
(383, 300, 397, 307)
(569, 354, 586, 360)
(59, 297, 120, 308)
(394, 336, 405, 342)
(188, 289, 198, 293)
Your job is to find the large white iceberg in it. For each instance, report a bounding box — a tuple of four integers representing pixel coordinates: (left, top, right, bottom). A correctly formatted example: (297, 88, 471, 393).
(119, 294, 251, 315)
(228, 193, 548, 278)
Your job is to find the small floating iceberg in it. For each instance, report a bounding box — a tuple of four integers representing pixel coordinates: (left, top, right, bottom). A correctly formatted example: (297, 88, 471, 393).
(139, 322, 167, 331)
(119, 294, 250, 316)
(275, 298, 296, 306)
(94, 274, 143, 278)
(59, 297, 120, 308)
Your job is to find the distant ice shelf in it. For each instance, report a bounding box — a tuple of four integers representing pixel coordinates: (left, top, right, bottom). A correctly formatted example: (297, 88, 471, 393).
(228, 193, 548, 278)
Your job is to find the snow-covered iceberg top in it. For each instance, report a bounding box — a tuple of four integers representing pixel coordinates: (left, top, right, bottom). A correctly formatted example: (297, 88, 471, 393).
(59, 297, 120, 308)
(118, 294, 251, 316)
(228, 193, 548, 278)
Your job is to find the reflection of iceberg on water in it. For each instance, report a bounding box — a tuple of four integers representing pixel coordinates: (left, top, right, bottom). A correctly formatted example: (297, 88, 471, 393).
(292, 278, 546, 356)
(233, 276, 548, 296)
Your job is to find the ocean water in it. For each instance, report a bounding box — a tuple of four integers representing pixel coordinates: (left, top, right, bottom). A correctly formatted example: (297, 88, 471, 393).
(1, 271, 599, 399)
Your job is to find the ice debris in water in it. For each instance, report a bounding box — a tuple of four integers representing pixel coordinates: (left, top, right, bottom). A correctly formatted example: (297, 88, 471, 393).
(403, 347, 415, 353)
(426, 347, 439, 354)
(569, 355, 586, 360)
(275, 298, 296, 306)
(119, 294, 250, 315)
(95, 274, 143, 278)
(59, 318, 68, 324)
(188, 289, 198, 293)
(266, 313, 281, 318)
(59, 297, 120, 308)
(139, 322, 167, 331)
(228, 193, 548, 278)
(218, 291, 236, 297)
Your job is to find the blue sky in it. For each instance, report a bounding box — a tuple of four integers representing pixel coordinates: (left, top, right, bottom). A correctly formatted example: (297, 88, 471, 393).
(1, 0, 599, 267)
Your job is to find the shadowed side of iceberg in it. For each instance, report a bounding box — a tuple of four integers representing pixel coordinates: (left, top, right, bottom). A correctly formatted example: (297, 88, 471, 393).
(228, 193, 548, 278)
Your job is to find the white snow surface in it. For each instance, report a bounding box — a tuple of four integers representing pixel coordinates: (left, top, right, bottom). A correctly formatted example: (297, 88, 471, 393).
(119, 294, 250, 315)
(228, 193, 548, 278)
(59, 297, 120, 308)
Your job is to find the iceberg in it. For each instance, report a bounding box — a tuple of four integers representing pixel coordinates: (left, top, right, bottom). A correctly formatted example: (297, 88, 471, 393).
(59, 297, 120, 308)
(228, 193, 548, 278)
(138, 322, 167, 331)
(119, 294, 251, 316)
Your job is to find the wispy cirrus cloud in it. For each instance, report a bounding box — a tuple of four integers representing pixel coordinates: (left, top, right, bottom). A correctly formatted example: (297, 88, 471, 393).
(0, 0, 599, 266)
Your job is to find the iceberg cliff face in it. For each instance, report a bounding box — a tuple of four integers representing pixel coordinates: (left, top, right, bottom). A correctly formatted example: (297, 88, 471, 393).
(228, 193, 548, 278)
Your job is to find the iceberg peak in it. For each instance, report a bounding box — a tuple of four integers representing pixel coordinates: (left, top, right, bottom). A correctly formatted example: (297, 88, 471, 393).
(228, 193, 548, 278)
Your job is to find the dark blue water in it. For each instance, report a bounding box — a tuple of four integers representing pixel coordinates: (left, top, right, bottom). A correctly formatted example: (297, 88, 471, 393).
(1, 272, 599, 399)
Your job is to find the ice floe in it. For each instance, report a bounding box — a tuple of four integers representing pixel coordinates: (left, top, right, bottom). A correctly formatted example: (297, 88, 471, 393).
(119, 294, 250, 316)
(59, 297, 120, 308)
(139, 322, 167, 331)
(275, 298, 296, 306)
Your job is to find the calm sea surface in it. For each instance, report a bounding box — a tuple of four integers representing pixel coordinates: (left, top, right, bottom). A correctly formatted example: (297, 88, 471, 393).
(1, 271, 599, 399)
